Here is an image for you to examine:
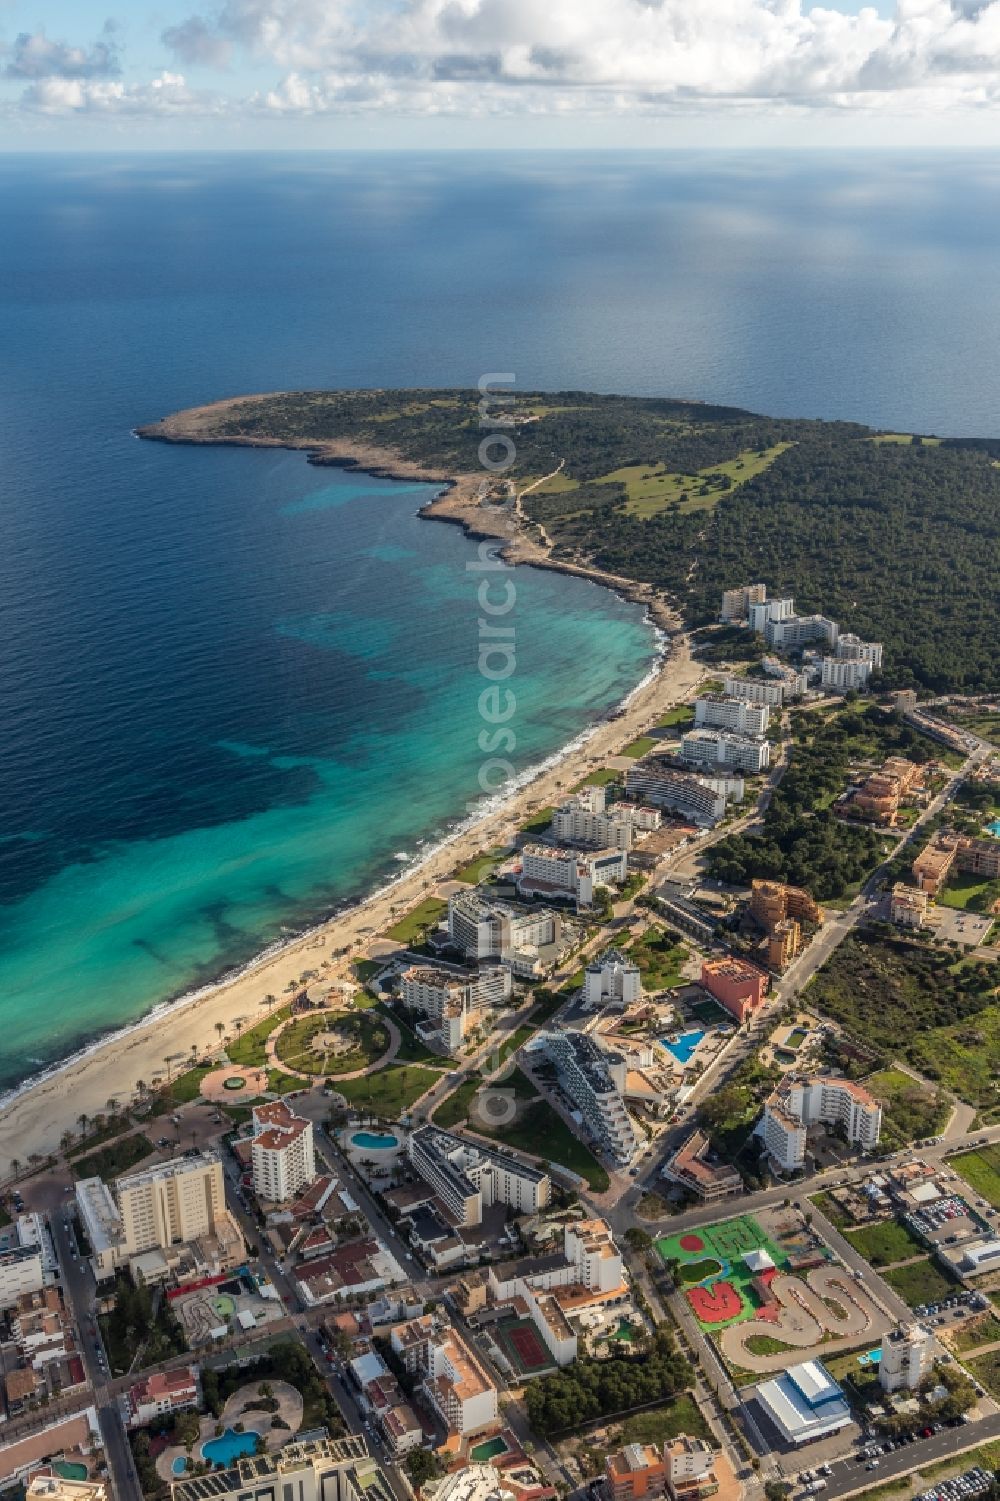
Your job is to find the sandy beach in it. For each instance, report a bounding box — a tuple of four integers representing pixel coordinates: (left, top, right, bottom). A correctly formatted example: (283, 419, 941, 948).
(0, 408, 705, 1178)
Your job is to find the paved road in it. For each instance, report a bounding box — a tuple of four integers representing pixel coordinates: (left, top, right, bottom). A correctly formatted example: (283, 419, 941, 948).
(821, 1413, 1000, 1500)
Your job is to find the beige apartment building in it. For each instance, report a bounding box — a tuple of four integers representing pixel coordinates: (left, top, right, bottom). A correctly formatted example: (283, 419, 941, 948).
(117, 1154, 227, 1254)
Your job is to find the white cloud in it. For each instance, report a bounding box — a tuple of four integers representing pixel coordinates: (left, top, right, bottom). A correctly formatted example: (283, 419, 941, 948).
(3, 25, 120, 79)
(13, 0, 1000, 119)
(19, 71, 222, 114)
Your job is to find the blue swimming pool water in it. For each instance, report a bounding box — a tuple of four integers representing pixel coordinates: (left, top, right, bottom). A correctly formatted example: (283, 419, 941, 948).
(661, 1030, 706, 1065)
(987, 819, 1000, 837)
(171, 1459, 189, 1476)
(351, 1130, 399, 1151)
(201, 1430, 259, 1466)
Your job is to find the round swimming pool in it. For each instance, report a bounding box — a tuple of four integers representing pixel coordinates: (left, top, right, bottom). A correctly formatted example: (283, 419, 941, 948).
(350, 1130, 399, 1151)
(172, 1459, 189, 1476)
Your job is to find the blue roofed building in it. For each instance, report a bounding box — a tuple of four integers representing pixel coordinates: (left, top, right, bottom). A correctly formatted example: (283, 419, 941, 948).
(752, 1360, 852, 1446)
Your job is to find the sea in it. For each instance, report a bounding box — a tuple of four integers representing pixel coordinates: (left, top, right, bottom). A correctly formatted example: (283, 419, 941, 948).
(2, 150, 999, 1094)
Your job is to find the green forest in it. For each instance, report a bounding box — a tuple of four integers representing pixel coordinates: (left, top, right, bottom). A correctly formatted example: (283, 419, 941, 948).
(523, 1326, 691, 1436)
(164, 388, 1000, 693)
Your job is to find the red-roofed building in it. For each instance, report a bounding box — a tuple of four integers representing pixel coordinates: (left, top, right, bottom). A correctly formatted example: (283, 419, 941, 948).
(251, 1101, 316, 1204)
(125, 1367, 199, 1427)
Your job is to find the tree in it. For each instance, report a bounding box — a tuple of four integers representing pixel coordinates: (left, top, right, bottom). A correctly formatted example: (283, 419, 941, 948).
(405, 1450, 441, 1489)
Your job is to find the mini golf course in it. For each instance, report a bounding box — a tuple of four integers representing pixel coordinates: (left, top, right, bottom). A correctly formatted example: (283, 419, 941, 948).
(657, 1214, 789, 1331)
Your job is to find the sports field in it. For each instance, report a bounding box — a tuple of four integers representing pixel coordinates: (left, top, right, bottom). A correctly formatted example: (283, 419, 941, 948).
(492, 1315, 553, 1375)
(657, 1214, 788, 1331)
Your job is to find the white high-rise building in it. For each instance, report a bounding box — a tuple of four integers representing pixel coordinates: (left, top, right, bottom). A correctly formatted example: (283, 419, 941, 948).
(694, 694, 769, 737)
(821, 656, 872, 691)
(880, 1325, 932, 1392)
(763, 1076, 882, 1172)
(680, 729, 770, 774)
(407, 1126, 550, 1226)
(766, 614, 839, 650)
(624, 762, 727, 827)
(836, 633, 883, 668)
(518, 844, 627, 906)
(748, 597, 795, 634)
(724, 675, 786, 707)
(401, 964, 511, 1053)
(251, 1100, 316, 1203)
(583, 948, 642, 1011)
(551, 785, 660, 852)
(541, 1030, 638, 1165)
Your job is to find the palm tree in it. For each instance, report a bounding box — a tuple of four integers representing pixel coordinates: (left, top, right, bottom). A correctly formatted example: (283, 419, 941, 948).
(60, 1131, 73, 1155)
(77, 1113, 89, 1139)
(8, 1157, 20, 1179)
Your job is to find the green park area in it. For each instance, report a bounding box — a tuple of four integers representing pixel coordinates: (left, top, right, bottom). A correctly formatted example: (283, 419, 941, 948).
(275, 1011, 390, 1076)
(656, 1214, 787, 1331)
(520, 806, 554, 836)
(949, 1145, 1000, 1208)
(843, 1218, 924, 1268)
(881, 1256, 958, 1308)
(72, 1133, 154, 1181)
(386, 897, 447, 945)
(474, 1073, 609, 1192)
(455, 847, 508, 884)
(627, 928, 689, 991)
(330, 1063, 442, 1115)
(227, 1005, 292, 1068)
(432, 1073, 482, 1129)
(657, 705, 695, 730)
(575, 767, 621, 788)
(622, 736, 657, 758)
(938, 869, 1000, 912)
(862, 1068, 951, 1151)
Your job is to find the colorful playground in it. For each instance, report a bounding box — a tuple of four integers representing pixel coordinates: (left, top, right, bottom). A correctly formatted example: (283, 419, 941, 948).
(657, 1214, 789, 1330)
(658, 1210, 890, 1377)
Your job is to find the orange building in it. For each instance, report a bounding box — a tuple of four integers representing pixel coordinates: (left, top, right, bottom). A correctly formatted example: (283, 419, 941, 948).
(766, 919, 801, 971)
(912, 832, 960, 894)
(606, 1444, 668, 1501)
(750, 879, 823, 931)
(700, 957, 769, 1023)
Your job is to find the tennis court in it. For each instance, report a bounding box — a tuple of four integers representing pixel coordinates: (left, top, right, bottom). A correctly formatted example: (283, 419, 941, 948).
(492, 1315, 553, 1374)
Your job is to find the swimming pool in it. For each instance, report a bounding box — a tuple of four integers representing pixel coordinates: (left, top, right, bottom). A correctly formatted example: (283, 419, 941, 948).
(661, 1030, 705, 1065)
(201, 1429, 259, 1466)
(350, 1130, 399, 1151)
(988, 819, 1000, 837)
(171, 1459, 190, 1476)
(55, 1464, 88, 1481)
(470, 1437, 509, 1462)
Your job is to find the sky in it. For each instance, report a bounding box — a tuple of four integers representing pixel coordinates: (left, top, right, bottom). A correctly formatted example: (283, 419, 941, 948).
(3, 0, 1000, 149)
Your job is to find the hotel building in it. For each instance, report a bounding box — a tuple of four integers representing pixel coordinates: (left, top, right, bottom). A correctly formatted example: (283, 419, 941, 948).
(890, 883, 929, 929)
(446, 892, 571, 975)
(407, 1125, 550, 1226)
(488, 1218, 627, 1367)
(879, 1324, 932, 1392)
(724, 674, 785, 707)
(390, 1318, 498, 1438)
(835, 633, 884, 668)
(251, 1100, 316, 1203)
(748, 597, 795, 634)
(401, 963, 512, 1053)
(693, 695, 769, 738)
(680, 729, 770, 774)
(821, 656, 872, 691)
(765, 613, 839, 651)
(762, 1076, 882, 1172)
(518, 844, 627, 906)
(541, 1030, 638, 1165)
(750, 879, 823, 931)
(169, 1435, 390, 1501)
(551, 785, 660, 852)
(719, 583, 766, 623)
(624, 762, 727, 827)
(583, 948, 642, 1011)
(660, 1130, 742, 1203)
(699, 957, 769, 1024)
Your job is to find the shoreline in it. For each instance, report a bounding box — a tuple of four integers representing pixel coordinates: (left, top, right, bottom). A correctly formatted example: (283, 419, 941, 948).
(0, 405, 700, 1177)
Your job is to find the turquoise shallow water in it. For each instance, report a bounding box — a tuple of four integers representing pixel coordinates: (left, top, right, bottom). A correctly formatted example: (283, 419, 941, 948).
(0, 453, 655, 1093)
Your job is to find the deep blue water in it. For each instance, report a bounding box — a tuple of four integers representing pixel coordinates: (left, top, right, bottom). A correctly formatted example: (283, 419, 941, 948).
(2, 150, 1000, 1090)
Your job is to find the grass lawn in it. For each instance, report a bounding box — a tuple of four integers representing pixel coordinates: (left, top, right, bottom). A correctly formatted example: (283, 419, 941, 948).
(622, 736, 657, 758)
(432, 1074, 482, 1128)
(386, 897, 447, 945)
(809, 1191, 854, 1229)
(745, 1334, 796, 1356)
(330, 1063, 442, 1116)
(844, 1218, 925, 1267)
(377, 1008, 441, 1064)
(265, 1069, 303, 1094)
(520, 806, 555, 836)
(477, 1096, 609, 1191)
(881, 1256, 958, 1307)
(658, 705, 695, 729)
(863, 1068, 950, 1151)
(72, 1133, 154, 1181)
(967, 1348, 1000, 1399)
(938, 870, 1000, 912)
(353, 959, 382, 983)
(455, 847, 508, 884)
(627, 927, 689, 991)
(949, 1146, 1000, 1208)
(602, 442, 792, 519)
(496, 1024, 534, 1065)
(228, 1006, 292, 1068)
(950, 1312, 1000, 1352)
(275, 1010, 390, 1076)
(168, 1065, 213, 1103)
(618, 1394, 712, 1446)
(575, 767, 622, 788)
(529, 988, 565, 1025)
